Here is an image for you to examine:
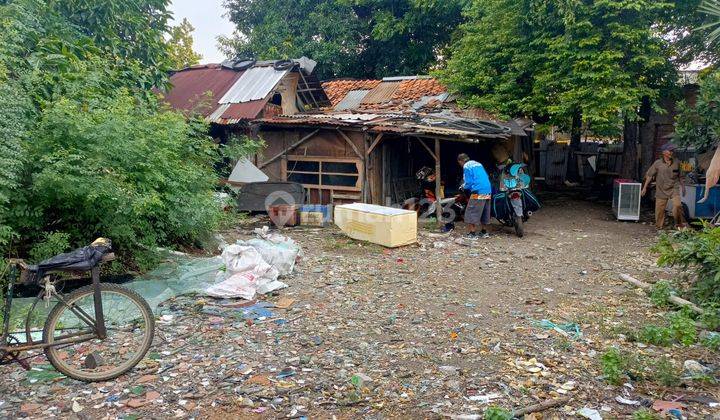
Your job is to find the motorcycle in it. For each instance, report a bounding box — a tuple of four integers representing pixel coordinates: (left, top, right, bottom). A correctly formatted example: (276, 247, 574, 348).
(491, 162, 541, 237)
(404, 167, 467, 231)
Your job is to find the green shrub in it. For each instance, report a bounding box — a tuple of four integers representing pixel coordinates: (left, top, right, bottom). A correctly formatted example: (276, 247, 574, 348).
(17, 92, 223, 268)
(653, 356, 680, 387)
(484, 406, 513, 420)
(632, 409, 661, 420)
(649, 280, 673, 308)
(638, 325, 674, 347)
(601, 347, 625, 385)
(702, 332, 720, 351)
(668, 310, 698, 346)
(654, 225, 720, 305)
(699, 303, 720, 330)
(28, 232, 71, 263)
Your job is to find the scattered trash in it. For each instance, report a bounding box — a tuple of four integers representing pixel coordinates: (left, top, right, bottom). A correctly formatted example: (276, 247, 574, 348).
(533, 319, 582, 339)
(276, 368, 296, 379)
(652, 400, 687, 413)
(466, 392, 501, 404)
(274, 297, 296, 309)
(577, 407, 603, 420)
(2, 210, 718, 419)
(205, 229, 302, 299)
(239, 302, 275, 320)
(555, 381, 575, 394)
(615, 396, 640, 406)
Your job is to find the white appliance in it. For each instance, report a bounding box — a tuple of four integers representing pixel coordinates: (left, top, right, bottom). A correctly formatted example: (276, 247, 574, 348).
(613, 179, 642, 221)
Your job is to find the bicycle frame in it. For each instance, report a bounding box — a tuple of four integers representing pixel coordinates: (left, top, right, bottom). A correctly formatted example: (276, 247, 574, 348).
(1, 265, 107, 363)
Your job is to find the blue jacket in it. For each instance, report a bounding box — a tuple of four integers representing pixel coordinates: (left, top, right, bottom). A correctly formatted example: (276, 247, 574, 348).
(462, 160, 492, 195)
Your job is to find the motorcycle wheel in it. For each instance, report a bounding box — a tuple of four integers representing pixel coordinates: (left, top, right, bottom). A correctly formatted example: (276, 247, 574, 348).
(514, 216, 524, 238)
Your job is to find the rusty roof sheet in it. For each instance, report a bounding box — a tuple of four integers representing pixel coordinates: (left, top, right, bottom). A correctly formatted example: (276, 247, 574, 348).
(164, 65, 244, 115)
(206, 101, 270, 124)
(361, 82, 402, 104)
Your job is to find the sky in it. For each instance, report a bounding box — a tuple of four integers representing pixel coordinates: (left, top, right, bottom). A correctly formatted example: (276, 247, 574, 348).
(169, 0, 235, 64)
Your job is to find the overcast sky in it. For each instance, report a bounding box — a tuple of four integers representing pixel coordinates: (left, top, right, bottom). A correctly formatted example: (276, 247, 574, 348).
(169, 0, 234, 64)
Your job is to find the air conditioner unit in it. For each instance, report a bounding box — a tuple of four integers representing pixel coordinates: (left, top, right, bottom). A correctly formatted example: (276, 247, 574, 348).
(613, 179, 641, 221)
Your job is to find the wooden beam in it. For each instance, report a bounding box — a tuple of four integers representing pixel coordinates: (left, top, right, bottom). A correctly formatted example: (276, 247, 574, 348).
(366, 133, 385, 156)
(259, 129, 320, 169)
(336, 129, 363, 158)
(417, 137, 437, 161)
(435, 138, 442, 222)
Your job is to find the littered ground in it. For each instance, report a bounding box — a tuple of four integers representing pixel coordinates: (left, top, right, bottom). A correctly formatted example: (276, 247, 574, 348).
(2, 195, 718, 419)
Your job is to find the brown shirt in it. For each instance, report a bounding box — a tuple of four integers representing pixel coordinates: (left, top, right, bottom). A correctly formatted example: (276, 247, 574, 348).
(646, 158, 681, 199)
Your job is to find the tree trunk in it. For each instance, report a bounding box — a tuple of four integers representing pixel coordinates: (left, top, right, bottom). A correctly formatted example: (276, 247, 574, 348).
(570, 110, 582, 150)
(622, 117, 640, 180)
(567, 110, 583, 181)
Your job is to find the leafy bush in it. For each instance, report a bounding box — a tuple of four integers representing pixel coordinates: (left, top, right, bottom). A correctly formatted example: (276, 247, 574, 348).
(653, 224, 720, 305)
(17, 92, 222, 268)
(28, 232, 70, 263)
(632, 409, 661, 420)
(702, 332, 720, 350)
(601, 347, 625, 385)
(638, 325, 674, 347)
(0, 0, 233, 273)
(699, 303, 720, 330)
(484, 406, 513, 420)
(653, 356, 680, 387)
(674, 70, 720, 151)
(649, 280, 673, 308)
(668, 310, 698, 346)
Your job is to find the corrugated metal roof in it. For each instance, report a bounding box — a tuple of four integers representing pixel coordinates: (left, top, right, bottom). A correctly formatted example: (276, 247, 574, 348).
(207, 101, 271, 124)
(164, 65, 244, 114)
(219, 67, 289, 104)
(361, 82, 401, 104)
(334, 90, 370, 111)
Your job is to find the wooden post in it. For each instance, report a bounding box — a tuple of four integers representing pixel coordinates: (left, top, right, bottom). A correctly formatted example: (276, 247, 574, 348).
(435, 138, 442, 222)
(363, 134, 369, 203)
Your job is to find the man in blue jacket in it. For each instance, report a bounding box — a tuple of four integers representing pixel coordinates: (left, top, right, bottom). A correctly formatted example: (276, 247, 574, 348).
(458, 153, 492, 238)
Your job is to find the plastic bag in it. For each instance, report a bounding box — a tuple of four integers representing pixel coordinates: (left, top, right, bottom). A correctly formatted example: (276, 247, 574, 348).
(205, 245, 285, 299)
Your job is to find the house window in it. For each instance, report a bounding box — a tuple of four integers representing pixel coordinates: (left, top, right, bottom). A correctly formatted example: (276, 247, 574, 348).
(285, 157, 362, 190)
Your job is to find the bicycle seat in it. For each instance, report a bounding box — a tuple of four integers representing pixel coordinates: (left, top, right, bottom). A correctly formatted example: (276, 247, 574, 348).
(25, 238, 113, 282)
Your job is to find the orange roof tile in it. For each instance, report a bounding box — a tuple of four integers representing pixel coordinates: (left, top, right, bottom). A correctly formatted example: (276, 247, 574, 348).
(322, 79, 381, 106)
(391, 78, 447, 102)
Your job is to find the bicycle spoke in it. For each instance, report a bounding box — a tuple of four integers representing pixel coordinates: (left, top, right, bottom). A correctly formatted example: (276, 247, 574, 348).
(44, 285, 153, 381)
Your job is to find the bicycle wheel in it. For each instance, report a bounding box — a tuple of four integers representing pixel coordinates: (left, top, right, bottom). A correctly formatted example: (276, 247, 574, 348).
(43, 283, 154, 382)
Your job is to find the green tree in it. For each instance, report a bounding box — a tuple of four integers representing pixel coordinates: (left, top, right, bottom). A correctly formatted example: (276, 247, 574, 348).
(219, 0, 468, 79)
(0, 0, 226, 269)
(168, 18, 202, 69)
(674, 0, 720, 151)
(439, 0, 677, 143)
(675, 70, 720, 151)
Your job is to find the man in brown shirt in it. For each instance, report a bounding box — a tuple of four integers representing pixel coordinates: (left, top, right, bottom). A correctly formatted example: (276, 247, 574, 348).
(642, 143, 686, 229)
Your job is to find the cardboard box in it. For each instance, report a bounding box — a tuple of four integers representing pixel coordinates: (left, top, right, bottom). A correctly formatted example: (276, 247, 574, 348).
(300, 211, 327, 226)
(334, 203, 417, 248)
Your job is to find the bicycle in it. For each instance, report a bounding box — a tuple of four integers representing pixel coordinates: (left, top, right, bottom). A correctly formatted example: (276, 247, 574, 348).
(1, 239, 154, 382)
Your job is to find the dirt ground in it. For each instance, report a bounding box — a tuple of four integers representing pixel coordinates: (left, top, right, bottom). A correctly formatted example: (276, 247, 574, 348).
(1, 195, 718, 419)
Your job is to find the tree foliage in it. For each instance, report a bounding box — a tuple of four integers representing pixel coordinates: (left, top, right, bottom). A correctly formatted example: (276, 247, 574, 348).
(167, 18, 202, 70)
(675, 70, 720, 150)
(438, 0, 678, 138)
(0, 0, 227, 269)
(219, 0, 468, 79)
